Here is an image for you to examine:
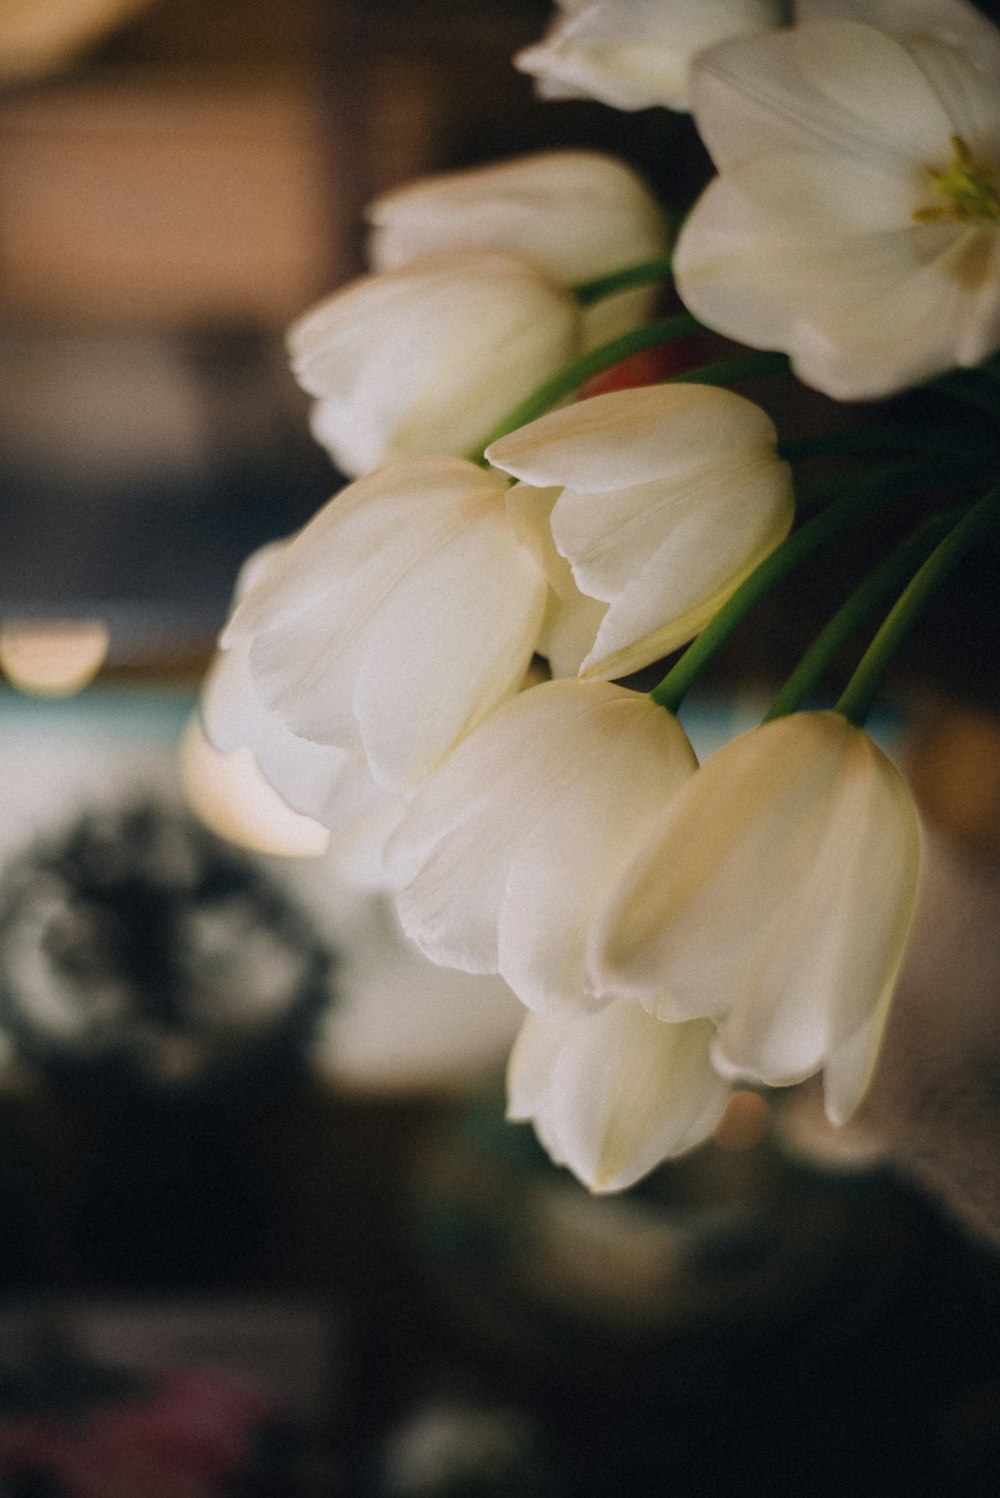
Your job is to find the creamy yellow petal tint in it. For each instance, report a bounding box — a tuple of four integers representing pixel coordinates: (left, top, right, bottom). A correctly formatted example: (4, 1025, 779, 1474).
(507, 1003, 730, 1192)
(386, 678, 697, 1012)
(591, 712, 923, 1123)
(223, 456, 548, 791)
(367, 149, 669, 350)
(179, 715, 331, 860)
(488, 384, 793, 678)
(674, 21, 1000, 397)
(287, 251, 581, 477)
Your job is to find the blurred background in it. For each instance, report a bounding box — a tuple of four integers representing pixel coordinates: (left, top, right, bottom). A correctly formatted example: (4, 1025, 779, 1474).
(0, 2, 1000, 1495)
(0, 0, 694, 669)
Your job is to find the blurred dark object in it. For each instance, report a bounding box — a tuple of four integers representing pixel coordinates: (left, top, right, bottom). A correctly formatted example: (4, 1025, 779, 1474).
(338, 1086, 1000, 1498)
(0, 801, 333, 1292)
(0, 801, 331, 1097)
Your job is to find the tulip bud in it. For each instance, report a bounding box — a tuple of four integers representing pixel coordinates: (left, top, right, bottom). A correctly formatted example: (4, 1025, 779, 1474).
(507, 1003, 729, 1192)
(592, 712, 923, 1124)
(367, 150, 669, 348)
(385, 677, 697, 1013)
(222, 457, 549, 792)
(488, 383, 794, 679)
(288, 251, 582, 477)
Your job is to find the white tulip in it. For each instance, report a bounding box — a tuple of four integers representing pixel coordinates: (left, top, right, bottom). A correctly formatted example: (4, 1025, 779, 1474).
(592, 712, 923, 1124)
(287, 251, 582, 477)
(221, 457, 548, 792)
(200, 637, 407, 883)
(385, 678, 697, 1013)
(507, 1003, 730, 1192)
(515, 0, 786, 112)
(488, 384, 794, 679)
(190, 544, 404, 882)
(674, 19, 1000, 399)
(203, 634, 351, 832)
(367, 150, 669, 349)
(202, 541, 355, 830)
(178, 714, 332, 862)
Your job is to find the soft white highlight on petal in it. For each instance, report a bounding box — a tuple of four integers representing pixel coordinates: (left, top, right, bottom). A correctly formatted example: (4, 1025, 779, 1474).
(514, 0, 785, 113)
(592, 712, 922, 1121)
(203, 642, 355, 827)
(367, 150, 669, 349)
(386, 678, 697, 1011)
(200, 632, 406, 888)
(179, 714, 331, 860)
(224, 457, 548, 790)
(675, 22, 1000, 398)
(506, 482, 609, 676)
(287, 252, 581, 476)
(488, 385, 794, 676)
(507, 1005, 730, 1192)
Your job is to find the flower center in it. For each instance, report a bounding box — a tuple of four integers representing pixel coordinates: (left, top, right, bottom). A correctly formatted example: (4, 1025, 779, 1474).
(913, 134, 1000, 225)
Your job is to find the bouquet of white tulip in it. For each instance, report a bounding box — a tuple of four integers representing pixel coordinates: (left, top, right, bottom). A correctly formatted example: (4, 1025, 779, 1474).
(192, 0, 1000, 1193)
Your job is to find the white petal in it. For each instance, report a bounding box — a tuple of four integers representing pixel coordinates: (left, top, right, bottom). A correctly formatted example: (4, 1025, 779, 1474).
(179, 715, 331, 861)
(548, 438, 785, 603)
(491, 385, 792, 675)
(689, 24, 952, 171)
(287, 253, 581, 476)
(388, 679, 697, 1003)
(795, 0, 1000, 78)
(787, 230, 1000, 398)
(676, 170, 1000, 398)
(505, 481, 607, 676)
(593, 713, 922, 1093)
(515, 0, 784, 113)
(488, 383, 779, 493)
(538, 589, 610, 678)
(507, 1005, 730, 1192)
(367, 150, 668, 289)
(199, 637, 405, 886)
(819, 1008, 886, 1126)
(495, 691, 697, 1012)
(677, 24, 1000, 397)
(225, 458, 547, 788)
(578, 462, 794, 675)
(201, 643, 353, 823)
(351, 507, 548, 786)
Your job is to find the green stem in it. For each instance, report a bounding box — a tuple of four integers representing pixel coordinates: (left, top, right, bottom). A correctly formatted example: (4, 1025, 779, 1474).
(572, 254, 674, 307)
(650, 456, 962, 715)
(835, 481, 1000, 726)
(763, 511, 959, 722)
(468, 312, 703, 459)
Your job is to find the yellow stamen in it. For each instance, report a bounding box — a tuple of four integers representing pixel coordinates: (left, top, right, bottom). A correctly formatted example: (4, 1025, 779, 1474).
(913, 134, 1000, 225)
